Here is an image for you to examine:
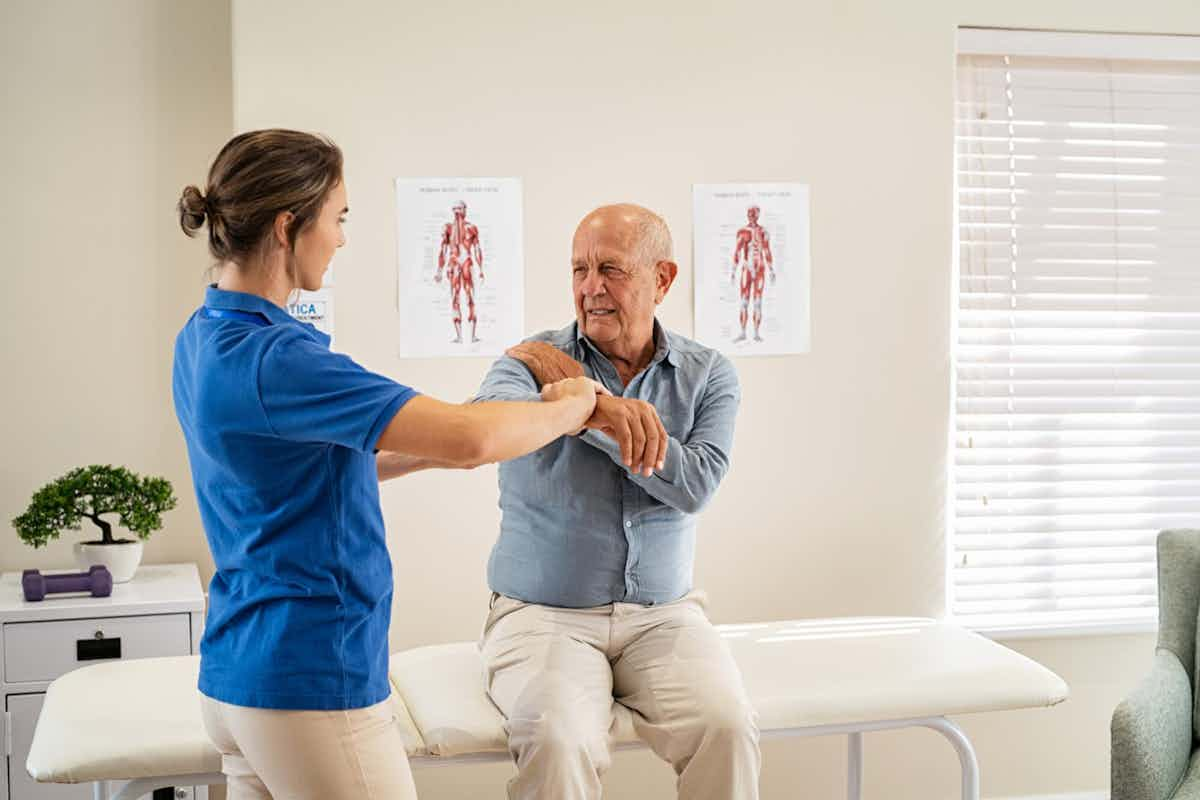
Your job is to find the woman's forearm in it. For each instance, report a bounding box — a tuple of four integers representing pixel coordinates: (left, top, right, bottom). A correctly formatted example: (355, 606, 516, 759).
(375, 451, 461, 481)
(461, 396, 591, 465)
(375, 393, 592, 468)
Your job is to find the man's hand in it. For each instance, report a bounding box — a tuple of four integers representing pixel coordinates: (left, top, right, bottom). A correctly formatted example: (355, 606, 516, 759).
(507, 341, 584, 387)
(586, 395, 668, 477)
(508, 342, 667, 475)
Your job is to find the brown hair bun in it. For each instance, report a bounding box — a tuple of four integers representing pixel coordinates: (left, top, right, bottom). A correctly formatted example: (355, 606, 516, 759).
(178, 185, 207, 236)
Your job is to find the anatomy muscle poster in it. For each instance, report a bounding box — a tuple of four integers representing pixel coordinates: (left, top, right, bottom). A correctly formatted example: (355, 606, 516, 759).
(395, 177, 524, 358)
(693, 183, 811, 356)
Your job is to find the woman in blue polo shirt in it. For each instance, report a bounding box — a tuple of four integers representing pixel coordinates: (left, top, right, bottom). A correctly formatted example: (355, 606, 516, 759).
(173, 130, 600, 800)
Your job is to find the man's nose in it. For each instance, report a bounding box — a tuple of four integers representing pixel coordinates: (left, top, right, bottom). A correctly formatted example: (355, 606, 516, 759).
(580, 270, 604, 296)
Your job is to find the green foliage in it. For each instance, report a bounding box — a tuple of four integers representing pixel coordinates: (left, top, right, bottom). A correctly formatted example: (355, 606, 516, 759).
(12, 465, 177, 548)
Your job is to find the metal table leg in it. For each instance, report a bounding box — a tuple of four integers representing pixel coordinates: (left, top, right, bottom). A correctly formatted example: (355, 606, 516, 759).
(921, 717, 980, 800)
(847, 732, 863, 800)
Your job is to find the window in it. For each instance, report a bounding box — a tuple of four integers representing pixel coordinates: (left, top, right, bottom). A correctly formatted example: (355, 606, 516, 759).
(953, 29, 1200, 635)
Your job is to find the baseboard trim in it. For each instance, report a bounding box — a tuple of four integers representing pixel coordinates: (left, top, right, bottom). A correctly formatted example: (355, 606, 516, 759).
(994, 793, 1106, 800)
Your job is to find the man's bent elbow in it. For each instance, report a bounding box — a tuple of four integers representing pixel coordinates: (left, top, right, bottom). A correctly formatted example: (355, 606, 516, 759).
(670, 465, 728, 514)
(674, 491, 711, 515)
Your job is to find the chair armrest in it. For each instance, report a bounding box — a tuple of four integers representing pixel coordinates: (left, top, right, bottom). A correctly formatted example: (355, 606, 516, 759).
(1112, 650, 1194, 800)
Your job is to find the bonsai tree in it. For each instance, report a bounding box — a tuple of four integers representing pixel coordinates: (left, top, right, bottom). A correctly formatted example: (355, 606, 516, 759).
(13, 465, 177, 548)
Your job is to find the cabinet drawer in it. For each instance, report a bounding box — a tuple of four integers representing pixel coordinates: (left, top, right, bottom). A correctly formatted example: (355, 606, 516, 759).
(4, 613, 191, 684)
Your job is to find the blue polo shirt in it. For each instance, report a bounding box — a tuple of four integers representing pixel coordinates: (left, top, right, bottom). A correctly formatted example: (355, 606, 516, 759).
(172, 286, 417, 710)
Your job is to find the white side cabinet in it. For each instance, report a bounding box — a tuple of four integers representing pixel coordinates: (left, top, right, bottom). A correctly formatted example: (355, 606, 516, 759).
(0, 564, 206, 800)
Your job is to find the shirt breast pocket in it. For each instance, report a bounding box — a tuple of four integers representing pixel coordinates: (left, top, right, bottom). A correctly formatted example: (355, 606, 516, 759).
(522, 442, 616, 511)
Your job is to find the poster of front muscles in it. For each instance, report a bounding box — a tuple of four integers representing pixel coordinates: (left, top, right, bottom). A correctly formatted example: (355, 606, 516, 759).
(395, 177, 524, 358)
(693, 183, 811, 356)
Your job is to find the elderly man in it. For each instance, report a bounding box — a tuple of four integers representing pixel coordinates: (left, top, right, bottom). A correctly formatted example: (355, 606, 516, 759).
(474, 204, 760, 799)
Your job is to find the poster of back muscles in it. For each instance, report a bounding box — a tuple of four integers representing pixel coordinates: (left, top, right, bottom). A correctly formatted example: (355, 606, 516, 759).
(693, 183, 811, 356)
(395, 177, 524, 358)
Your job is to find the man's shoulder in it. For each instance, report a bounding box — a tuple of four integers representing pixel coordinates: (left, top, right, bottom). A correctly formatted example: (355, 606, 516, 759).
(520, 322, 578, 353)
(664, 328, 735, 374)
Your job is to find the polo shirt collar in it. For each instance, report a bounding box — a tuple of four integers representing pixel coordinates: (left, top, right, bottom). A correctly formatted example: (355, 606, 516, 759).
(204, 285, 328, 345)
(574, 318, 679, 368)
(654, 320, 680, 368)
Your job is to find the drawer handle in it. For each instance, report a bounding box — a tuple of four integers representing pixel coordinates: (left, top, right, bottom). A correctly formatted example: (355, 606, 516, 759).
(77, 635, 122, 661)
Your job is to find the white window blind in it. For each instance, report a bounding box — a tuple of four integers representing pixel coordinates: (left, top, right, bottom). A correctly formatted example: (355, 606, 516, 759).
(953, 30, 1200, 633)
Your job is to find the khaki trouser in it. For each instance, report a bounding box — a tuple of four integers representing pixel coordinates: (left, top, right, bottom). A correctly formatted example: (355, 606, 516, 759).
(200, 695, 418, 800)
(480, 590, 761, 800)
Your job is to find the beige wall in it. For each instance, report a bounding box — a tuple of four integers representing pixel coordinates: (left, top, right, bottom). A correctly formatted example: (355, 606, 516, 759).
(1, 6, 234, 798)
(230, 2, 1198, 797)
(5, 0, 1199, 798)
(0, 3, 229, 576)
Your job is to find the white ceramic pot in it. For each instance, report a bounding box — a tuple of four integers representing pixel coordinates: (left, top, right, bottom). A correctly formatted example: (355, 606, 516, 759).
(74, 540, 144, 583)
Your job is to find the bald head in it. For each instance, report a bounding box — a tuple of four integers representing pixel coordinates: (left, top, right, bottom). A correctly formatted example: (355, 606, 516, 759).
(571, 203, 679, 365)
(575, 204, 673, 272)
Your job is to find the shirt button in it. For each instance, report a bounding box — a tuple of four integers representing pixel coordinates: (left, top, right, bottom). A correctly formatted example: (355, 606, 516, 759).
(625, 520, 632, 528)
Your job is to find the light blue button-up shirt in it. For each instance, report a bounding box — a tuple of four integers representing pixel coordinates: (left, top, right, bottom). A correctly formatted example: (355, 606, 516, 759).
(475, 321, 740, 608)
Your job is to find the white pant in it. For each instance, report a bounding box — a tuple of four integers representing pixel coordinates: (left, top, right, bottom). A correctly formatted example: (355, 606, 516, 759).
(480, 590, 761, 800)
(200, 695, 418, 800)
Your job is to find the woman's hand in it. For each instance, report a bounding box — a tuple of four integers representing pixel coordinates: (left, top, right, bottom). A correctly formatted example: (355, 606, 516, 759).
(541, 377, 608, 433)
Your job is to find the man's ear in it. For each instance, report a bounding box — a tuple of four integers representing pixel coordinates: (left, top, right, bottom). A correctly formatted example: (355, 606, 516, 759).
(654, 260, 679, 304)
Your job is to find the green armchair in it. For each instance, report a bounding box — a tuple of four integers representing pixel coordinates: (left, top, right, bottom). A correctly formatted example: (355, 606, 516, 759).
(1112, 529, 1200, 800)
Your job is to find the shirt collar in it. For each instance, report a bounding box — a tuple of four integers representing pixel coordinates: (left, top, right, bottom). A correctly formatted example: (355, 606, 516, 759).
(203, 285, 329, 345)
(573, 318, 679, 368)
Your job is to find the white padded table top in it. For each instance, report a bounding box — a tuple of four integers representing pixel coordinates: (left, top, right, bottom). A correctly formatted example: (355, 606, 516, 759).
(24, 656, 427, 783)
(726, 617, 1066, 729)
(390, 617, 1069, 757)
(27, 656, 221, 783)
(27, 617, 1068, 782)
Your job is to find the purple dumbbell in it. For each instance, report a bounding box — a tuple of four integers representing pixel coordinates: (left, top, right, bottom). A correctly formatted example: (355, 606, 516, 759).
(22, 566, 113, 602)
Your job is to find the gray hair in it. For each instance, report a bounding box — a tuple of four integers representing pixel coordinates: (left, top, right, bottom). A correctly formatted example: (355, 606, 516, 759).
(632, 208, 673, 268)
